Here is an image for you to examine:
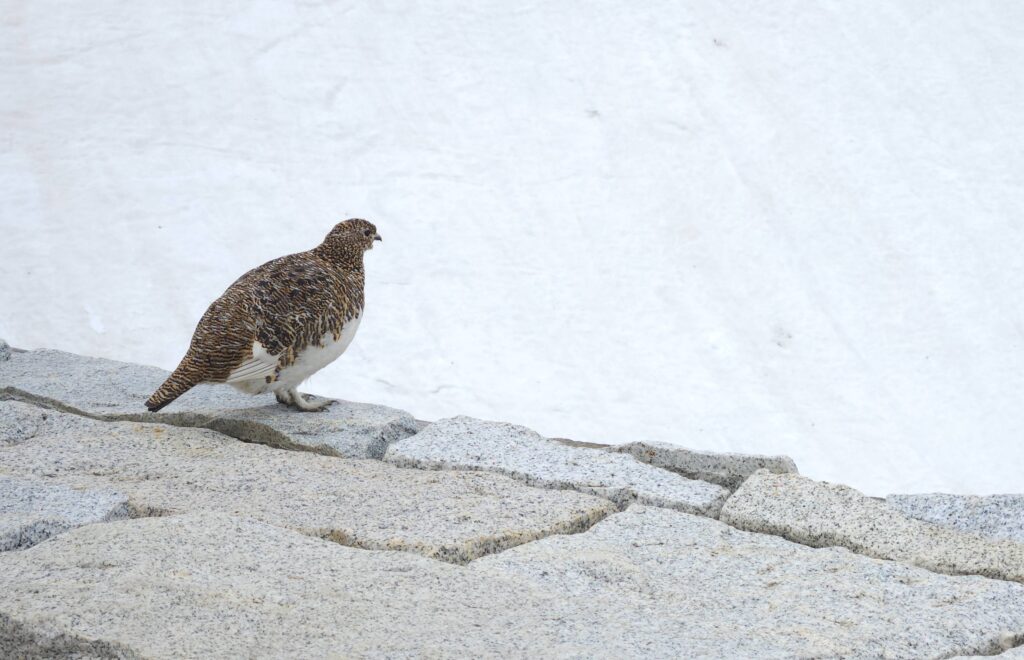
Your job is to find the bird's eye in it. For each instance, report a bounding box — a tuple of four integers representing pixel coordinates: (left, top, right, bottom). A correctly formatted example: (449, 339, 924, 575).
(363, 229, 372, 236)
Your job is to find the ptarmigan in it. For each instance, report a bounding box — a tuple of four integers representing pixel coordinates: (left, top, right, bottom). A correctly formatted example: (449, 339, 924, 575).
(145, 218, 381, 412)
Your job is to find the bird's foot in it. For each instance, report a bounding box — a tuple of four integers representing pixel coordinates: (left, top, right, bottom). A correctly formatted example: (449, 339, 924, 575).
(276, 388, 335, 412)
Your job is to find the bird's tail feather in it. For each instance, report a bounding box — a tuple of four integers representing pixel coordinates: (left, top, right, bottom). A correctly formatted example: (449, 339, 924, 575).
(146, 364, 200, 412)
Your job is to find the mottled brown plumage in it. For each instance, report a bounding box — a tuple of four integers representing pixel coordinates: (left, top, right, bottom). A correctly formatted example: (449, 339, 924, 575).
(146, 219, 381, 412)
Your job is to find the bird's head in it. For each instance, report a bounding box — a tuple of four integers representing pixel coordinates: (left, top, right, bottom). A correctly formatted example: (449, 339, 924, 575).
(315, 218, 382, 266)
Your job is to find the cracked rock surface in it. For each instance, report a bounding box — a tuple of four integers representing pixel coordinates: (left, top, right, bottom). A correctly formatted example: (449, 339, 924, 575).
(0, 348, 419, 458)
(0, 405, 615, 563)
(1, 508, 1023, 658)
(386, 415, 731, 517)
(888, 493, 1024, 544)
(610, 439, 798, 489)
(721, 470, 1024, 583)
(3, 346, 1024, 658)
(0, 474, 129, 551)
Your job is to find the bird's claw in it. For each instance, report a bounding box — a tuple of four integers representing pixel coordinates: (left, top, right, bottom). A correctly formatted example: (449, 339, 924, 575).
(276, 389, 336, 412)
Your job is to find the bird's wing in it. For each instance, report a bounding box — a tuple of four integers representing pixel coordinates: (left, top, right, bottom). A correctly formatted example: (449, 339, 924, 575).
(225, 342, 278, 383)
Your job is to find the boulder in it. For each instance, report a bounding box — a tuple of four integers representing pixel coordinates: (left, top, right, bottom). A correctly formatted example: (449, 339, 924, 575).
(0, 339, 9, 361)
(721, 471, 1024, 583)
(888, 493, 1024, 544)
(0, 348, 417, 458)
(610, 439, 798, 489)
(386, 415, 731, 517)
(0, 474, 129, 551)
(0, 408, 615, 563)
(1, 508, 1022, 658)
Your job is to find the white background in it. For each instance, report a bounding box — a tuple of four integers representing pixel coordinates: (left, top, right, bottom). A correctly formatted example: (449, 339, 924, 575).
(3, 1, 1023, 495)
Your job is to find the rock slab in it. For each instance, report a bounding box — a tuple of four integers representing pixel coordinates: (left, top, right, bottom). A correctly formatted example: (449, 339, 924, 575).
(0, 348, 418, 458)
(611, 439, 798, 489)
(2, 508, 1024, 658)
(386, 415, 731, 517)
(0, 406, 615, 563)
(0, 475, 129, 551)
(721, 470, 1024, 583)
(889, 493, 1024, 544)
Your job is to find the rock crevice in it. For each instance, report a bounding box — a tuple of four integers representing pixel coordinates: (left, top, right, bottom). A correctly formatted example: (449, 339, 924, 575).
(1, 509, 1023, 659)
(0, 402, 617, 564)
(721, 470, 1024, 584)
(3, 343, 1024, 658)
(386, 415, 732, 517)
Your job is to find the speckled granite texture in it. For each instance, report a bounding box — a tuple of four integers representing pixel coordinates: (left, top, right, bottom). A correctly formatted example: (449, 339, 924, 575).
(2, 345, 1023, 658)
(0, 400, 48, 445)
(721, 470, 1024, 583)
(0, 405, 615, 563)
(0, 475, 129, 551)
(2, 509, 1023, 659)
(0, 348, 419, 458)
(888, 493, 1024, 544)
(387, 415, 731, 517)
(610, 439, 798, 489)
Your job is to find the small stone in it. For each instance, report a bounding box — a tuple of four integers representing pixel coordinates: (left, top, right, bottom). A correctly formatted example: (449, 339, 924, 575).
(610, 439, 798, 489)
(888, 493, 1024, 544)
(386, 416, 732, 517)
(0, 409, 615, 563)
(720, 470, 1024, 583)
(0, 474, 129, 551)
(0, 338, 10, 361)
(0, 348, 418, 458)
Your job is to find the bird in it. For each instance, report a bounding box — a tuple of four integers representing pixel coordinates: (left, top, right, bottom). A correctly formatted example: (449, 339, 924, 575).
(145, 218, 381, 412)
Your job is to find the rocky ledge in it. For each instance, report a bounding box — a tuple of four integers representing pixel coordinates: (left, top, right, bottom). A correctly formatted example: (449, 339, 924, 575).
(1, 343, 1023, 658)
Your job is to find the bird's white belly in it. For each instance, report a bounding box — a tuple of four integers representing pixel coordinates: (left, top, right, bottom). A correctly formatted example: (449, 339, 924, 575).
(279, 316, 362, 386)
(230, 316, 361, 395)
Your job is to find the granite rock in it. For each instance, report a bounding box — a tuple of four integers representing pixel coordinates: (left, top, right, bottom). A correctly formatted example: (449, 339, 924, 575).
(888, 493, 1024, 544)
(386, 415, 731, 517)
(477, 506, 1024, 658)
(0, 474, 129, 551)
(721, 470, 1024, 583)
(0, 513, 605, 659)
(952, 646, 1024, 659)
(1, 509, 1023, 658)
(610, 439, 798, 489)
(0, 408, 615, 563)
(0, 400, 48, 445)
(0, 348, 418, 458)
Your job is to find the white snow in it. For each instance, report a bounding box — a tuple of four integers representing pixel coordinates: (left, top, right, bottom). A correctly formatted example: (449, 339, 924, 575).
(2, 2, 1023, 496)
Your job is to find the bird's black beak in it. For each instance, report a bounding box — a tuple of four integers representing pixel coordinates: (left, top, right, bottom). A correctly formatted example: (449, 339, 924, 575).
(374, 234, 382, 242)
